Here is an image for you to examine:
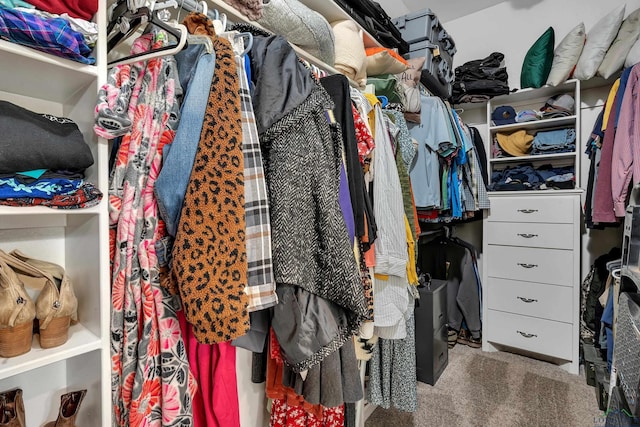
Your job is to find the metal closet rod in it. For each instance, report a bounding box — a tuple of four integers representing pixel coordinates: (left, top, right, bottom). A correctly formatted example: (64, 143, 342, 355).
(177, 0, 218, 22)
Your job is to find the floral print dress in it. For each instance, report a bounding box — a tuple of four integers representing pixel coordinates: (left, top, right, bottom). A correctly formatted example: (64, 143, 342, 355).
(95, 32, 197, 427)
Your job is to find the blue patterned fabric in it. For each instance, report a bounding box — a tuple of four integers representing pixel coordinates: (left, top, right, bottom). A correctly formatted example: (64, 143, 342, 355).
(0, 5, 95, 64)
(0, 177, 83, 199)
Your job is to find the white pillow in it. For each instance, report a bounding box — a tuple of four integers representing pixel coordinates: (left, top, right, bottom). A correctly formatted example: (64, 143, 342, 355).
(574, 5, 625, 80)
(625, 37, 640, 68)
(599, 7, 640, 79)
(546, 23, 586, 86)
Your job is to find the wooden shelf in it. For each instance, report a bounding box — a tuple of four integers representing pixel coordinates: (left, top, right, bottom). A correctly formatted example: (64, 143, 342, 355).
(0, 205, 101, 216)
(0, 39, 97, 103)
(0, 323, 102, 380)
(489, 79, 578, 105)
(489, 115, 576, 133)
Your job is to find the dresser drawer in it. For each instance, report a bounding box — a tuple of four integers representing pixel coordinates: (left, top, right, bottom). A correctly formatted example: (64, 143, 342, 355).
(485, 310, 573, 360)
(486, 245, 574, 287)
(488, 196, 575, 223)
(486, 278, 573, 323)
(485, 222, 574, 249)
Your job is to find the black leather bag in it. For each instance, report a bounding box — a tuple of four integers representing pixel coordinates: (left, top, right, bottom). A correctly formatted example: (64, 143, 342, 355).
(333, 0, 409, 53)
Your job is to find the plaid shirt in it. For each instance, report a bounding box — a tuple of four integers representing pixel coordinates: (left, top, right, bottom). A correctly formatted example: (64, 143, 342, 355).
(237, 53, 277, 312)
(0, 5, 95, 64)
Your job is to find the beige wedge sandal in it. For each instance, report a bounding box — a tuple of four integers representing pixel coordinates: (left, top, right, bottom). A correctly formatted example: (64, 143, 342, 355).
(1, 250, 78, 349)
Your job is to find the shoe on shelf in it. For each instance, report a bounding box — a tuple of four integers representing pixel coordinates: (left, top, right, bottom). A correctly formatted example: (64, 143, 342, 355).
(0, 388, 25, 427)
(0, 254, 36, 358)
(457, 328, 482, 349)
(44, 389, 86, 427)
(1, 250, 78, 349)
(448, 328, 458, 349)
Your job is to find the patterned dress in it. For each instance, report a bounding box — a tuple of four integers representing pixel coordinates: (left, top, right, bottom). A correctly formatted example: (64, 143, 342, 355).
(95, 32, 197, 427)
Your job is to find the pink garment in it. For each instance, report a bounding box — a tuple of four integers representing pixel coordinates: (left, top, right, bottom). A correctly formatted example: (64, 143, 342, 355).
(592, 98, 619, 224)
(612, 64, 640, 217)
(178, 311, 241, 427)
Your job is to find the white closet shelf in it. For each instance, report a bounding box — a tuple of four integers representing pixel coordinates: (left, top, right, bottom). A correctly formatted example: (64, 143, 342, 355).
(0, 323, 102, 380)
(489, 115, 576, 132)
(0, 205, 101, 216)
(0, 39, 97, 103)
(490, 80, 578, 104)
(488, 189, 584, 196)
(296, 0, 382, 48)
(490, 152, 577, 164)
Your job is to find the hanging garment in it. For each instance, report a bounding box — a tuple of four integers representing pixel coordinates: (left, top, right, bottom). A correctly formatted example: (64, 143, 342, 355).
(367, 308, 417, 412)
(178, 311, 240, 427)
(372, 102, 411, 339)
(593, 80, 622, 223)
(97, 32, 196, 426)
(155, 42, 215, 238)
(418, 235, 482, 338)
(172, 30, 250, 344)
(321, 74, 367, 240)
(249, 34, 366, 372)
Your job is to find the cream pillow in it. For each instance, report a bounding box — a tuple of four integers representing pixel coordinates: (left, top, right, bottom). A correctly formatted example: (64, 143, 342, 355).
(599, 8, 640, 78)
(574, 5, 625, 80)
(366, 48, 409, 75)
(546, 23, 586, 86)
(331, 20, 367, 88)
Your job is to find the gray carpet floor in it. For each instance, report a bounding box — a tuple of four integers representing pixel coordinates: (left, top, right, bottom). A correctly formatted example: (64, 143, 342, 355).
(365, 344, 602, 427)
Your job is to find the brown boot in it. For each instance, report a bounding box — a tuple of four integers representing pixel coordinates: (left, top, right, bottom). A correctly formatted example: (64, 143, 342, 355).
(44, 390, 86, 427)
(0, 388, 25, 427)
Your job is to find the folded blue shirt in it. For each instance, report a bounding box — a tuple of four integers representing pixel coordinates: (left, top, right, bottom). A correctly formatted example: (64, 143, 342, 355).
(0, 177, 83, 199)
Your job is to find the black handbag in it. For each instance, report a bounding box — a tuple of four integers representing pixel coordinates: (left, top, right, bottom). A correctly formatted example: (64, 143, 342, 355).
(333, 0, 409, 54)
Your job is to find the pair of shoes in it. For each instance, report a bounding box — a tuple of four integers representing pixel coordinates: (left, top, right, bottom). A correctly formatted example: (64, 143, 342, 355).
(0, 250, 78, 357)
(457, 328, 482, 348)
(448, 329, 458, 349)
(0, 388, 86, 427)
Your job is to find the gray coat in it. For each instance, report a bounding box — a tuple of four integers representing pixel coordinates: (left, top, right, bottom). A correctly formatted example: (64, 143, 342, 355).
(250, 35, 367, 372)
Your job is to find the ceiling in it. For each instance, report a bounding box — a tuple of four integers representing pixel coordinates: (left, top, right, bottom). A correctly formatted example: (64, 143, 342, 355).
(377, 0, 507, 22)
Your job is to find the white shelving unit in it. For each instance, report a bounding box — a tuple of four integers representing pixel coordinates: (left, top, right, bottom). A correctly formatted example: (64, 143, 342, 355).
(0, 5, 110, 427)
(485, 79, 581, 189)
(482, 80, 582, 375)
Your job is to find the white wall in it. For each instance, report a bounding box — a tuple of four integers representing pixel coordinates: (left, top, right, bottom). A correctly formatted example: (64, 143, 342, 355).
(445, 0, 640, 90)
(445, 0, 638, 279)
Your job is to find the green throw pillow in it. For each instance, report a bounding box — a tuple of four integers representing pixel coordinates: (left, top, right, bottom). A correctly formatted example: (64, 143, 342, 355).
(367, 74, 404, 105)
(521, 27, 555, 89)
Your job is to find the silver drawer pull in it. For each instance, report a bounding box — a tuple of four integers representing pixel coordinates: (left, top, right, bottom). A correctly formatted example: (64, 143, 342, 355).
(517, 331, 537, 339)
(517, 233, 538, 238)
(517, 209, 538, 214)
(517, 263, 538, 269)
(517, 296, 538, 303)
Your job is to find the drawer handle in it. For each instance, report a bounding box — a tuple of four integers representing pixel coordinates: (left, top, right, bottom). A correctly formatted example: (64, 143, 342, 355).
(517, 209, 538, 214)
(517, 331, 538, 339)
(517, 296, 538, 303)
(517, 263, 538, 269)
(517, 233, 538, 239)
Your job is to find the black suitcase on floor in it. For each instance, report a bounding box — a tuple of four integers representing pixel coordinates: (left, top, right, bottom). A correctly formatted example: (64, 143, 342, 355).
(333, 0, 409, 54)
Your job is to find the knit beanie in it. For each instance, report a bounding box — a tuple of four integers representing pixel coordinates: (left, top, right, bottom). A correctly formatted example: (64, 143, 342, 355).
(172, 13, 249, 344)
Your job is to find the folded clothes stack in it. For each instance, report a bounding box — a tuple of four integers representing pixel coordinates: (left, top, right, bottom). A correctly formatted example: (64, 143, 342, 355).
(489, 163, 575, 191)
(0, 0, 98, 64)
(0, 101, 102, 209)
(531, 128, 576, 155)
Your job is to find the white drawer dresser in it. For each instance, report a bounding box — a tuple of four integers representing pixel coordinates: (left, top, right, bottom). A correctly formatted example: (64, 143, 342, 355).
(482, 193, 581, 374)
